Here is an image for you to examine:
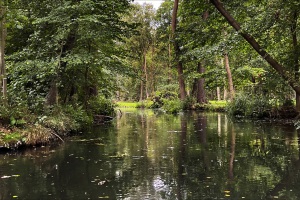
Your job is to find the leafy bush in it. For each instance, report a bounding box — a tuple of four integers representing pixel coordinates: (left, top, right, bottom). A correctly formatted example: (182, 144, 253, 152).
(226, 93, 272, 118)
(150, 90, 179, 109)
(61, 105, 92, 126)
(162, 99, 182, 114)
(87, 96, 116, 116)
(0, 99, 34, 126)
(251, 96, 272, 118)
(226, 93, 249, 116)
(40, 104, 93, 133)
(136, 100, 153, 108)
(182, 96, 195, 110)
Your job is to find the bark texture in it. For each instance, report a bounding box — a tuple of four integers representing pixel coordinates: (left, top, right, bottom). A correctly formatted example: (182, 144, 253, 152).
(172, 0, 187, 100)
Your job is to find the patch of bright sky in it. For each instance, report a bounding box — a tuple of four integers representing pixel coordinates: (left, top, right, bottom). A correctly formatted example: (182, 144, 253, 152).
(133, 0, 164, 9)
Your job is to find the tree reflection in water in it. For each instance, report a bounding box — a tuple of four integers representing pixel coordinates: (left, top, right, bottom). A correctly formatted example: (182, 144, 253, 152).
(0, 110, 300, 199)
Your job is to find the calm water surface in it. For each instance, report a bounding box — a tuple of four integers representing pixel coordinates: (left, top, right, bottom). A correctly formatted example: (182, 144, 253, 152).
(0, 109, 300, 200)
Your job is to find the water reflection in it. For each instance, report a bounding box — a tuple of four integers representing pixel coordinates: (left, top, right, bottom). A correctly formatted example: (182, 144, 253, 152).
(0, 109, 300, 199)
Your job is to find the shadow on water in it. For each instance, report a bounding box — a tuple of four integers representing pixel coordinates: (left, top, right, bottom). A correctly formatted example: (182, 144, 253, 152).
(1, 109, 300, 199)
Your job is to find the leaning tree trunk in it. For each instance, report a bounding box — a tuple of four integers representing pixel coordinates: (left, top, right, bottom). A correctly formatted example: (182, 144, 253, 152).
(172, 0, 187, 100)
(210, 0, 300, 96)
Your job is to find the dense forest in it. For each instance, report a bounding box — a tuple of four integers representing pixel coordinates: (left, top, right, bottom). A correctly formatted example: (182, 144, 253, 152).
(1, 0, 300, 146)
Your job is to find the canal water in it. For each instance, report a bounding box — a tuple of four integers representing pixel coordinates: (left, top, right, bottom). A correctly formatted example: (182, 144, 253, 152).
(0, 109, 300, 200)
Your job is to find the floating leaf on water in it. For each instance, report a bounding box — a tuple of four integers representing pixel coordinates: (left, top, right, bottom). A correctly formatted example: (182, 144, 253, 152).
(98, 196, 109, 199)
(224, 190, 230, 193)
(12, 196, 18, 198)
(12, 175, 20, 177)
(206, 177, 212, 179)
(1, 175, 11, 179)
(225, 194, 230, 197)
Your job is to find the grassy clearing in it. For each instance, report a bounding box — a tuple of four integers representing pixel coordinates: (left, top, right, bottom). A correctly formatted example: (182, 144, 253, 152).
(116, 102, 139, 108)
(116, 100, 227, 111)
(116, 100, 153, 108)
(207, 100, 227, 111)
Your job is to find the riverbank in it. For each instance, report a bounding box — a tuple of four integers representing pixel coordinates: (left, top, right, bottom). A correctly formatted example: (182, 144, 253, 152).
(0, 122, 70, 150)
(116, 100, 227, 112)
(1, 99, 298, 152)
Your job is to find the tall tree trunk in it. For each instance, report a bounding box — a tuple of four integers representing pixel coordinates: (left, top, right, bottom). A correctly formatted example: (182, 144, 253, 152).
(210, 0, 300, 95)
(144, 54, 149, 99)
(0, 5, 6, 101)
(168, 32, 172, 84)
(196, 62, 207, 103)
(172, 0, 187, 100)
(139, 80, 143, 101)
(291, 10, 300, 111)
(217, 87, 221, 101)
(224, 52, 235, 100)
(224, 86, 228, 100)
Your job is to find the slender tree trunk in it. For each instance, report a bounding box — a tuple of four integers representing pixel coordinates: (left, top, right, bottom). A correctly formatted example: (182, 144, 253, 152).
(196, 62, 207, 103)
(291, 10, 300, 111)
(168, 33, 172, 84)
(151, 45, 155, 96)
(172, 0, 187, 100)
(224, 52, 235, 100)
(224, 86, 228, 100)
(144, 54, 149, 99)
(210, 0, 300, 95)
(0, 5, 6, 101)
(217, 87, 221, 101)
(139, 80, 143, 101)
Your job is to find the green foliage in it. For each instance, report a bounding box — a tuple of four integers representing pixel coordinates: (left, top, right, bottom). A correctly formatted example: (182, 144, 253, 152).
(37, 106, 87, 134)
(1, 132, 22, 143)
(6, 0, 134, 114)
(0, 99, 34, 127)
(136, 100, 153, 109)
(60, 105, 92, 126)
(226, 93, 272, 118)
(10, 117, 26, 127)
(182, 96, 195, 110)
(197, 100, 227, 111)
(87, 96, 116, 116)
(150, 88, 179, 109)
(116, 102, 139, 108)
(162, 99, 183, 114)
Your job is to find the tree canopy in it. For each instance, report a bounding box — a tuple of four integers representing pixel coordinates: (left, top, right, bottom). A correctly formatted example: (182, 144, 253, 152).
(1, 0, 300, 114)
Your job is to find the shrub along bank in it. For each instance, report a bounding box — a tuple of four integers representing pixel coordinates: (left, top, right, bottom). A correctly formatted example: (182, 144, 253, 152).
(0, 96, 116, 150)
(117, 93, 299, 120)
